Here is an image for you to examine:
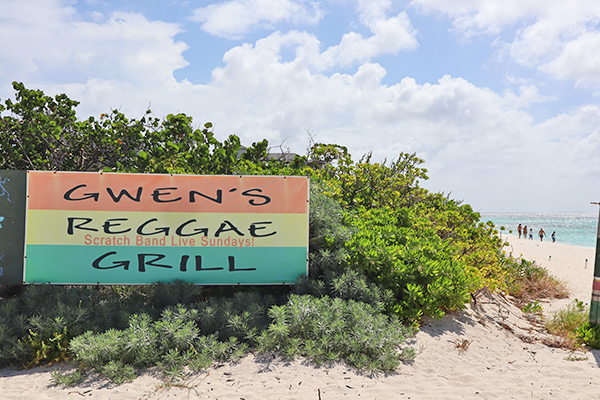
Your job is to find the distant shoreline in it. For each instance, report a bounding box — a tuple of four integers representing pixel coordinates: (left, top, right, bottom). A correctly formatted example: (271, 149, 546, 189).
(502, 233, 595, 250)
(482, 212, 598, 248)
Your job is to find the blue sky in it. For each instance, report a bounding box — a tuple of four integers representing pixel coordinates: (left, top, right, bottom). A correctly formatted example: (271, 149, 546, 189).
(2, 0, 600, 212)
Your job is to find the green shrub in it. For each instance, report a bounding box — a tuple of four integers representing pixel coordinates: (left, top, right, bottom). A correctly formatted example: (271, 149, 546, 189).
(50, 368, 86, 387)
(67, 297, 263, 382)
(329, 270, 395, 312)
(546, 300, 588, 349)
(577, 323, 600, 349)
(307, 186, 354, 278)
(21, 324, 71, 367)
(257, 294, 414, 372)
(101, 361, 137, 384)
(506, 259, 569, 304)
(296, 265, 394, 310)
(195, 292, 273, 342)
(347, 207, 475, 322)
(307, 145, 428, 209)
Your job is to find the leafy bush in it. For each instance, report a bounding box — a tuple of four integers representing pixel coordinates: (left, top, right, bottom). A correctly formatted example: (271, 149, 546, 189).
(307, 144, 428, 209)
(346, 206, 476, 322)
(22, 323, 71, 367)
(577, 322, 600, 349)
(413, 194, 510, 293)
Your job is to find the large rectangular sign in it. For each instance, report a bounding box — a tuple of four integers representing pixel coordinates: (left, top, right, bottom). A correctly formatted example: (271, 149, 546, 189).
(23, 171, 309, 285)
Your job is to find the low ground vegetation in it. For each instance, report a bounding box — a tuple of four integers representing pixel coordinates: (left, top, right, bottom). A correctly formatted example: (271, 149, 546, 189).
(0, 82, 590, 385)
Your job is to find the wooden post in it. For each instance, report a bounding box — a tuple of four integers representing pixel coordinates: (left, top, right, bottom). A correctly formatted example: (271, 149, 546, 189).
(590, 202, 600, 325)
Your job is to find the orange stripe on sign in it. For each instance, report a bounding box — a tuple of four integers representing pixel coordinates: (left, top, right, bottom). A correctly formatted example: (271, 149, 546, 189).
(27, 171, 308, 213)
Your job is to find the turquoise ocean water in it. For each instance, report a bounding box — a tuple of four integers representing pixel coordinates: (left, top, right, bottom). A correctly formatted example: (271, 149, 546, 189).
(480, 212, 599, 249)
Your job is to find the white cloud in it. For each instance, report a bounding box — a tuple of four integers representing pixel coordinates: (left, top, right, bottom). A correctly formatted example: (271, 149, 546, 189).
(0, 0, 191, 124)
(190, 0, 322, 39)
(318, 12, 417, 69)
(204, 36, 545, 180)
(541, 32, 600, 85)
(410, 0, 545, 34)
(0, 0, 188, 87)
(355, 0, 392, 25)
(411, 0, 600, 86)
(192, 0, 417, 69)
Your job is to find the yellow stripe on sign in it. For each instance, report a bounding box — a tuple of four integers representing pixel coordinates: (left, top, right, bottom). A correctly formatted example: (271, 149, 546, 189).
(25, 209, 308, 248)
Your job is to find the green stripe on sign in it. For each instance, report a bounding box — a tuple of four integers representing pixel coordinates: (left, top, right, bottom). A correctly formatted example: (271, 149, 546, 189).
(24, 245, 308, 285)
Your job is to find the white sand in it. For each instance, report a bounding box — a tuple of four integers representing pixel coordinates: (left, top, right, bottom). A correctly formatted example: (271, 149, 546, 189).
(504, 234, 596, 315)
(2, 237, 600, 399)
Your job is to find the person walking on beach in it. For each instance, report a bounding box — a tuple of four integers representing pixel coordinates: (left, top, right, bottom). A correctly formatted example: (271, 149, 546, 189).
(552, 231, 556, 243)
(522, 225, 527, 239)
(518, 224, 522, 239)
(529, 228, 533, 240)
(539, 228, 546, 241)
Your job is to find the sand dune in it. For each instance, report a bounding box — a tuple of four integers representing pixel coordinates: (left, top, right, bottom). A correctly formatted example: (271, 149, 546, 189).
(2, 236, 600, 399)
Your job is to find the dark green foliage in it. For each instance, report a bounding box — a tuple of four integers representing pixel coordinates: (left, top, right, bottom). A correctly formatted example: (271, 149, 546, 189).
(69, 303, 254, 381)
(0, 82, 151, 172)
(0, 82, 275, 174)
(0, 282, 204, 367)
(307, 185, 354, 278)
(195, 291, 275, 342)
(8, 288, 275, 380)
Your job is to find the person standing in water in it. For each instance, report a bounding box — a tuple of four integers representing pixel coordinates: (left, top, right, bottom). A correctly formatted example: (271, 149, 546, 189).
(552, 231, 556, 243)
(539, 228, 546, 241)
(517, 224, 522, 239)
(522, 225, 528, 239)
(529, 228, 533, 240)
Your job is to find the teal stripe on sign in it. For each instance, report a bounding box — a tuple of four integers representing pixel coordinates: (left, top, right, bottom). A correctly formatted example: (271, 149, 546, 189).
(25, 245, 308, 284)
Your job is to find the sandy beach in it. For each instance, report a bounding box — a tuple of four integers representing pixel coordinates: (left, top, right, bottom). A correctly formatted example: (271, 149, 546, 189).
(2, 236, 600, 400)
